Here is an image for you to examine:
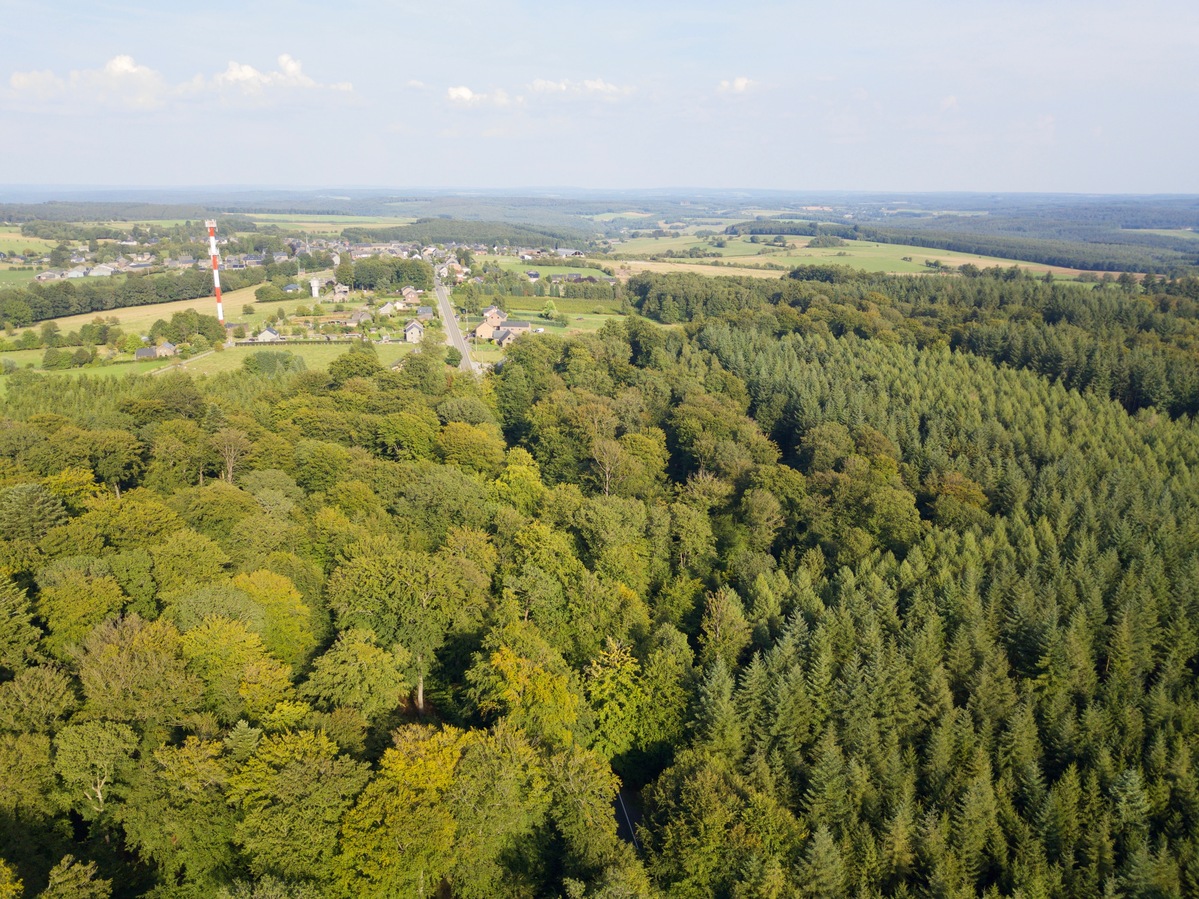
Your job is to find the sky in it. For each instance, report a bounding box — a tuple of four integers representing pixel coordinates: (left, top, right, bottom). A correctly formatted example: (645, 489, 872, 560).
(2, 0, 1197, 194)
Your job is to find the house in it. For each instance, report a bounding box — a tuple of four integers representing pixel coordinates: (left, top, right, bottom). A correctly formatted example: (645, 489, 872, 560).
(404, 320, 424, 343)
(555, 248, 584, 257)
(416, 306, 434, 321)
(348, 310, 372, 327)
(35, 271, 65, 282)
(525, 270, 540, 281)
(473, 320, 498, 341)
(256, 327, 281, 342)
(134, 342, 177, 360)
(493, 329, 520, 348)
(283, 283, 301, 294)
(88, 264, 115, 277)
(505, 321, 533, 334)
(378, 301, 399, 316)
(481, 305, 507, 326)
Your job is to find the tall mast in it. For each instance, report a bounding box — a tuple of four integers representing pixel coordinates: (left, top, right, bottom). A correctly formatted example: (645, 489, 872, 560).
(205, 219, 225, 326)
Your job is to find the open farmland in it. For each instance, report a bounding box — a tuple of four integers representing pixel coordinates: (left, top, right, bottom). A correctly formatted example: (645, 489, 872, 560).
(244, 213, 419, 232)
(169, 340, 417, 376)
(0, 269, 37, 286)
(0, 225, 56, 255)
(480, 256, 614, 280)
(611, 233, 1088, 277)
(0, 336, 421, 394)
(18, 284, 264, 337)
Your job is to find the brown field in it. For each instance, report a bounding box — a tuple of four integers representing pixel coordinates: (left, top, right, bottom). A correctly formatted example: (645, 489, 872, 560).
(612, 260, 788, 280)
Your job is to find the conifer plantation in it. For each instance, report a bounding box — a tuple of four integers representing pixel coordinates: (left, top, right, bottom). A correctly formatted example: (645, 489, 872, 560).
(1, 265, 1198, 897)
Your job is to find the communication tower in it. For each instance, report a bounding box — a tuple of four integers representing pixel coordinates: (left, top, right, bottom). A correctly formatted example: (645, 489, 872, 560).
(205, 220, 225, 326)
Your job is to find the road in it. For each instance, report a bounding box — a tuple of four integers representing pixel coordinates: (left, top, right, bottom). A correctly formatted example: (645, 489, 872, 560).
(433, 278, 481, 375)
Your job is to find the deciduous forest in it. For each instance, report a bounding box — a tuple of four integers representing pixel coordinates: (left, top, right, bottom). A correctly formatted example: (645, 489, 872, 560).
(1, 263, 1198, 898)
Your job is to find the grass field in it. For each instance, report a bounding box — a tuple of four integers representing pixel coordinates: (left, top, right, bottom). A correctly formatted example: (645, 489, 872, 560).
(168, 341, 417, 377)
(0, 269, 37, 285)
(0, 225, 56, 255)
(590, 211, 655, 222)
(757, 240, 1084, 275)
(480, 256, 614, 280)
(611, 234, 1086, 277)
(0, 339, 420, 396)
(1124, 228, 1199, 241)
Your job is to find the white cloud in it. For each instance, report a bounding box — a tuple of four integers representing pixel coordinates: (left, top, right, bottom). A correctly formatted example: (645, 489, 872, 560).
(10, 54, 169, 108)
(447, 85, 512, 106)
(7, 53, 351, 112)
(582, 78, 628, 95)
(212, 54, 351, 94)
(940, 95, 958, 111)
(448, 85, 479, 104)
(718, 76, 755, 94)
(9, 69, 65, 99)
(530, 77, 634, 97)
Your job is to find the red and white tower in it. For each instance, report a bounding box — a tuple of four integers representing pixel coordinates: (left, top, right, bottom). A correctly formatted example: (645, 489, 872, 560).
(205, 219, 225, 326)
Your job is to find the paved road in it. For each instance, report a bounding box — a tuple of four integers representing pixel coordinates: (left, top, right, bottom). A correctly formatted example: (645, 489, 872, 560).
(433, 278, 481, 375)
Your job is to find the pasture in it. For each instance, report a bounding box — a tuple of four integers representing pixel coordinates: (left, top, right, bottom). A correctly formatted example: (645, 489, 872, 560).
(0, 337, 420, 395)
(167, 340, 416, 377)
(480, 256, 614, 280)
(0, 225, 56, 255)
(611, 233, 1085, 277)
(590, 211, 655, 222)
(1124, 228, 1199, 241)
(0, 269, 37, 285)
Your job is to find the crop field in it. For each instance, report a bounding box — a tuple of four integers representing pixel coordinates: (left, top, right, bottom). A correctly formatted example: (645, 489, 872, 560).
(243, 213, 418, 233)
(615, 260, 787, 280)
(15, 284, 263, 337)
